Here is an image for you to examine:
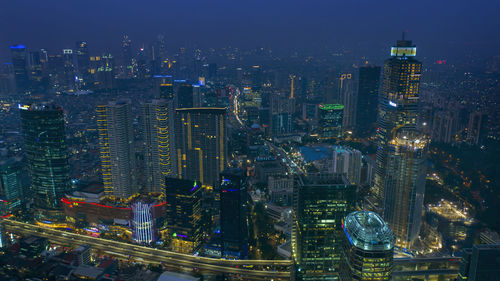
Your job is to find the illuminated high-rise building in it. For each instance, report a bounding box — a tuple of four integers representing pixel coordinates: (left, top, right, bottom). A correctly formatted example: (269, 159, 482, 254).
(131, 201, 156, 244)
(220, 169, 248, 259)
(0, 159, 24, 213)
(62, 49, 76, 91)
(122, 35, 133, 74)
(374, 37, 427, 248)
(142, 99, 176, 193)
(96, 54, 115, 89)
(165, 177, 202, 254)
(355, 65, 381, 138)
(293, 174, 356, 281)
(318, 104, 343, 139)
(10, 45, 29, 93)
(175, 108, 227, 187)
(383, 130, 427, 247)
(270, 92, 294, 136)
(20, 103, 71, 211)
(28, 51, 43, 86)
(97, 100, 137, 198)
(153, 75, 174, 100)
(340, 211, 394, 281)
(75, 41, 90, 85)
(374, 38, 421, 199)
(338, 73, 356, 131)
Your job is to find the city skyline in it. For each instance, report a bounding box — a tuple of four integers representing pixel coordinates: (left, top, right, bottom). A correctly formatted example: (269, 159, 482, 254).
(0, 3, 499, 278)
(1, 1, 499, 63)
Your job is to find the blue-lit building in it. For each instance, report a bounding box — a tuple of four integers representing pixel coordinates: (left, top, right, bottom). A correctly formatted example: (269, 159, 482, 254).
(10, 44, 29, 93)
(165, 177, 202, 254)
(0, 159, 24, 213)
(220, 169, 248, 259)
(131, 201, 156, 244)
(340, 211, 394, 281)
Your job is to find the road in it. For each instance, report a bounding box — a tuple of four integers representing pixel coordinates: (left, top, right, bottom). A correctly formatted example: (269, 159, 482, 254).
(1, 219, 291, 280)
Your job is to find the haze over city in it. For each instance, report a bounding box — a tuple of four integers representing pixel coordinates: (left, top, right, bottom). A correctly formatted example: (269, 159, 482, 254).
(0, 1, 499, 281)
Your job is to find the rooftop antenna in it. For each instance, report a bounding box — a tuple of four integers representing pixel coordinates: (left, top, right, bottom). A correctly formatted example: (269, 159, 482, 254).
(402, 30, 406, 40)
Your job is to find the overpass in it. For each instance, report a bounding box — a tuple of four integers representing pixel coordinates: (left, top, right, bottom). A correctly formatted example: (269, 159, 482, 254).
(2, 218, 460, 280)
(1, 219, 292, 280)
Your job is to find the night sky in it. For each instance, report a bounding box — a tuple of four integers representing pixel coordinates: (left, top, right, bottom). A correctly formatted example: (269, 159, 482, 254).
(1, 0, 499, 62)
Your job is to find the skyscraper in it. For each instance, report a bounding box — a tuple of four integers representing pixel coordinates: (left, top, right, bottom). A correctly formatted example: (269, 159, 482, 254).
(175, 108, 227, 187)
(338, 73, 356, 131)
(293, 174, 356, 280)
(374, 38, 421, 198)
(457, 244, 500, 281)
(270, 93, 294, 136)
(177, 82, 194, 108)
(20, 103, 71, 211)
(0, 159, 24, 213)
(383, 130, 427, 247)
(75, 41, 90, 86)
(96, 54, 115, 89)
(355, 65, 381, 138)
(340, 211, 394, 281)
(142, 99, 176, 193)
(62, 49, 76, 91)
(220, 169, 248, 259)
(165, 177, 202, 254)
(97, 100, 137, 198)
(122, 35, 133, 74)
(318, 103, 343, 139)
(374, 38, 427, 248)
(10, 45, 29, 93)
(153, 75, 174, 100)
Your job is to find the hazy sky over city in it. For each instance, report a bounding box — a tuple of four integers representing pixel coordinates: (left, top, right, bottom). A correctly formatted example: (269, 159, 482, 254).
(1, 0, 499, 62)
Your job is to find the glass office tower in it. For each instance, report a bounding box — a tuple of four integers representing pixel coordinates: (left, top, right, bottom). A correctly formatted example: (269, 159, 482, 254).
(20, 103, 71, 212)
(293, 174, 356, 280)
(340, 211, 394, 281)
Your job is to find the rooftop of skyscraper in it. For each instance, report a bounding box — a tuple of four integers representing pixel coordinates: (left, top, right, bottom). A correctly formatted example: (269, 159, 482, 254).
(343, 210, 394, 251)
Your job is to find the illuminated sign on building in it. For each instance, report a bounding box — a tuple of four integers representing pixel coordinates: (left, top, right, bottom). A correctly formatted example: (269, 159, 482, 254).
(390, 47, 417, 57)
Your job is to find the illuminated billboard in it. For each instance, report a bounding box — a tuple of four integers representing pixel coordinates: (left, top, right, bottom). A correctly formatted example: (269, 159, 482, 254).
(390, 47, 416, 57)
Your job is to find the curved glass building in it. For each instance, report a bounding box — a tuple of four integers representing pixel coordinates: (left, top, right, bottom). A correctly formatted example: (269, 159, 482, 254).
(20, 103, 70, 211)
(340, 211, 394, 281)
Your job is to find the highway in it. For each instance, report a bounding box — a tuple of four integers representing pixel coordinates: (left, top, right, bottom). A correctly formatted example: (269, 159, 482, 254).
(1, 219, 291, 280)
(1, 219, 461, 279)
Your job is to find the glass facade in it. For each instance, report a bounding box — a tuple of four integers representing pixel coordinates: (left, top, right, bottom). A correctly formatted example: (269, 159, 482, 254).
(165, 177, 202, 254)
(175, 108, 227, 188)
(373, 39, 427, 249)
(220, 168, 248, 259)
(340, 211, 394, 281)
(0, 159, 24, 213)
(355, 65, 381, 138)
(20, 103, 70, 210)
(293, 174, 356, 280)
(318, 104, 344, 139)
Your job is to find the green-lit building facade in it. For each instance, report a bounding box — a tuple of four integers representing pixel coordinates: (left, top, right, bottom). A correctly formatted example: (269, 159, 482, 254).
(318, 104, 343, 139)
(293, 174, 356, 280)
